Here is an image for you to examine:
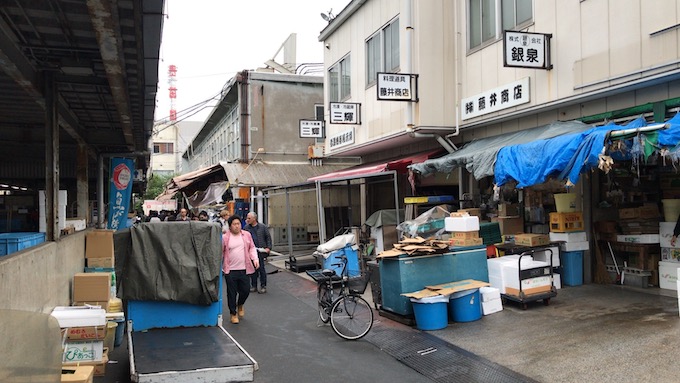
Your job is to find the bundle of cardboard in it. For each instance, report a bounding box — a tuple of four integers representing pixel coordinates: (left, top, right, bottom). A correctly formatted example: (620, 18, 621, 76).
(377, 236, 450, 258)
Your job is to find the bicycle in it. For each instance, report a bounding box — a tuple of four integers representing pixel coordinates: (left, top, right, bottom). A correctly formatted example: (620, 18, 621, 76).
(306, 255, 373, 340)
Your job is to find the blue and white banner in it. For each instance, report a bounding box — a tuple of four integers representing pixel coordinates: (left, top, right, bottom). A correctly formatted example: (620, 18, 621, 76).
(107, 157, 134, 231)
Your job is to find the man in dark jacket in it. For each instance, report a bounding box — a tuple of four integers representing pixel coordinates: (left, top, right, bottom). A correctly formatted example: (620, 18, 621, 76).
(244, 212, 272, 293)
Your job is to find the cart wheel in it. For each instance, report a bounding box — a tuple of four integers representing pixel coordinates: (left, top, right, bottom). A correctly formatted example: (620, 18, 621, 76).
(543, 298, 550, 306)
(521, 303, 528, 310)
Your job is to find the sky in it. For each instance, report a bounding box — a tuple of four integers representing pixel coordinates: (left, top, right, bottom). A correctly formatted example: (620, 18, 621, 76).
(154, 0, 351, 124)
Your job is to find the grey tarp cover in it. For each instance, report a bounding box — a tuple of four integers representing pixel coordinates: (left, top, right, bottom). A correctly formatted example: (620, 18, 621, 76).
(365, 209, 405, 228)
(114, 222, 222, 305)
(409, 121, 590, 180)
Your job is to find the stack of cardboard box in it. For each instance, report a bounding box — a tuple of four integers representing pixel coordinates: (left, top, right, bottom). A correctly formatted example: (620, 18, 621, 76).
(51, 306, 109, 377)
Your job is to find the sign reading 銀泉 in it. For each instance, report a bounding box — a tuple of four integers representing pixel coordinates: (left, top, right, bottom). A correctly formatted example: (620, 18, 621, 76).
(504, 31, 552, 70)
(460, 77, 530, 120)
(300, 119, 324, 138)
(328, 128, 354, 151)
(377, 72, 417, 101)
(330, 102, 360, 124)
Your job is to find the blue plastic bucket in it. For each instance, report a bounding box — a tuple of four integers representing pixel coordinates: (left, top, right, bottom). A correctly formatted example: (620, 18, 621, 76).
(410, 296, 449, 331)
(113, 318, 125, 347)
(449, 289, 482, 322)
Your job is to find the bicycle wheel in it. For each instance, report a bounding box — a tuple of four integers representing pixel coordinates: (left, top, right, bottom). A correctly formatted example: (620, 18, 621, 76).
(317, 283, 332, 323)
(330, 295, 373, 340)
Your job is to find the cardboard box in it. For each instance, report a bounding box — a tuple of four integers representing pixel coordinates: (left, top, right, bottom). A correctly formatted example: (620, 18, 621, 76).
(458, 208, 482, 219)
(453, 231, 480, 239)
(492, 216, 524, 235)
(618, 207, 639, 220)
(616, 234, 659, 244)
(450, 237, 483, 247)
(638, 204, 660, 219)
(61, 325, 106, 341)
(73, 301, 110, 312)
(64, 348, 108, 377)
(594, 221, 618, 234)
(73, 273, 111, 303)
(514, 233, 550, 247)
(498, 203, 520, 217)
(85, 230, 114, 259)
(61, 365, 94, 383)
(62, 340, 104, 363)
(86, 256, 114, 268)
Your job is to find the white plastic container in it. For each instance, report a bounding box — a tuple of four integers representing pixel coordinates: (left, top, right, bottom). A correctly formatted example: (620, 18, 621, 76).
(549, 231, 587, 242)
(659, 261, 680, 290)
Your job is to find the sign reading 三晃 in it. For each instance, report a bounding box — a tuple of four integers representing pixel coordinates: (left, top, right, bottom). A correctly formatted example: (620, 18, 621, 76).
(328, 128, 354, 151)
(504, 31, 552, 70)
(330, 102, 360, 124)
(460, 77, 530, 120)
(299, 120, 324, 138)
(377, 72, 417, 101)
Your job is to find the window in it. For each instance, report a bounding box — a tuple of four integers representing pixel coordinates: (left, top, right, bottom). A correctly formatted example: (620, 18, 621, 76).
(468, 0, 532, 50)
(329, 55, 351, 102)
(366, 18, 400, 86)
(153, 143, 173, 154)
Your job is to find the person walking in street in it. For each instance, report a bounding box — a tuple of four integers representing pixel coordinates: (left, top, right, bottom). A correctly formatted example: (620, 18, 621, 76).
(245, 212, 272, 294)
(222, 215, 259, 324)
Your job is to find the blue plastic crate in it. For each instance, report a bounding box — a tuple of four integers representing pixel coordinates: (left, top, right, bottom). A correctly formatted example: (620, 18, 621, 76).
(0, 232, 46, 256)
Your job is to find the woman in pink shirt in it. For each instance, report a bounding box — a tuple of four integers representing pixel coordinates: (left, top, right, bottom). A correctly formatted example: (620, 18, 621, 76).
(222, 215, 260, 324)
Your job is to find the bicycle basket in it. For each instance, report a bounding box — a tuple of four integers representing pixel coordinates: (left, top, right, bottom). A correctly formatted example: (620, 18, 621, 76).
(347, 271, 371, 294)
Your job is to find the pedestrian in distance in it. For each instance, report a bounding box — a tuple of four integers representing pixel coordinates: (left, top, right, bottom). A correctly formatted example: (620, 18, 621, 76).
(198, 210, 209, 221)
(222, 215, 259, 324)
(244, 212, 272, 294)
(218, 209, 229, 233)
(175, 208, 190, 221)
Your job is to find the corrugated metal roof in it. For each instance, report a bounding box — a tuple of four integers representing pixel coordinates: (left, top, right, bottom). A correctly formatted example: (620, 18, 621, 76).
(222, 162, 350, 187)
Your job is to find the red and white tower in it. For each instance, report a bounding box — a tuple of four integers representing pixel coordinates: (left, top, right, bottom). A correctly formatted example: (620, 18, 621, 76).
(168, 64, 177, 122)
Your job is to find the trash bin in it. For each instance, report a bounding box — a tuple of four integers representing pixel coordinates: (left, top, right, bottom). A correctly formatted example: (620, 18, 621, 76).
(448, 289, 482, 322)
(410, 295, 449, 331)
(113, 318, 125, 347)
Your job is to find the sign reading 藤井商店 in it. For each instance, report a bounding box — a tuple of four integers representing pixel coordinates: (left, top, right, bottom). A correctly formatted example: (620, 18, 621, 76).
(504, 31, 552, 70)
(330, 102, 360, 124)
(377, 72, 417, 101)
(460, 77, 530, 120)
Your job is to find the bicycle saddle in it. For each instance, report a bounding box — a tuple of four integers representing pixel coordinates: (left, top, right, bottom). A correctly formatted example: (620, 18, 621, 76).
(321, 268, 336, 277)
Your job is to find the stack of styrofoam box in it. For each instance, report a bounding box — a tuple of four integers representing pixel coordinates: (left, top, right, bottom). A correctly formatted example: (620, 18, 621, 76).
(487, 255, 551, 296)
(51, 306, 106, 365)
(38, 189, 67, 233)
(479, 286, 503, 315)
(658, 222, 680, 291)
(549, 231, 589, 252)
(444, 214, 480, 232)
(532, 245, 561, 289)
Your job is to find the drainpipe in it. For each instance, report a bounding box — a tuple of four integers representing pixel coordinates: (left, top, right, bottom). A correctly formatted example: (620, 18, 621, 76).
(403, 0, 414, 131)
(238, 70, 250, 163)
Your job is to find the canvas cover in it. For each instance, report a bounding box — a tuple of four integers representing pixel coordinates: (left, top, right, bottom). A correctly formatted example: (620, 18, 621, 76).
(114, 221, 222, 305)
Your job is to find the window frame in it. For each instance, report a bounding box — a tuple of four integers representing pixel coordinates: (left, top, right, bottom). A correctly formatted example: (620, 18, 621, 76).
(328, 54, 351, 102)
(365, 17, 400, 88)
(467, 0, 533, 53)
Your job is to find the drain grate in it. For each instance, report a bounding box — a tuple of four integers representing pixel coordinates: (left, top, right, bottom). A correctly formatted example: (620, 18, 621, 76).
(365, 324, 537, 383)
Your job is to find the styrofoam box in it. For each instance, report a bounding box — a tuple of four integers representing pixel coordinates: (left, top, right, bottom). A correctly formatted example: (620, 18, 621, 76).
(479, 286, 501, 302)
(659, 261, 680, 290)
(51, 306, 107, 328)
(482, 298, 503, 315)
(560, 241, 590, 252)
(553, 273, 562, 289)
(616, 234, 659, 244)
(501, 259, 551, 292)
(489, 275, 506, 294)
(549, 231, 587, 243)
(488, 255, 541, 294)
(659, 222, 679, 248)
(445, 216, 480, 232)
(65, 218, 87, 231)
(532, 246, 560, 267)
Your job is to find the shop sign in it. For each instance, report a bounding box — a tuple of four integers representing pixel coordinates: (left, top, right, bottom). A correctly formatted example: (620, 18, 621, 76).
(461, 77, 530, 120)
(377, 72, 417, 101)
(504, 31, 552, 70)
(330, 102, 360, 124)
(299, 119, 324, 138)
(328, 128, 354, 150)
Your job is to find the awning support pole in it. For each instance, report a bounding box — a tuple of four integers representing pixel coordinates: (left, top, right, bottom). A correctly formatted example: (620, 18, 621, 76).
(286, 189, 293, 258)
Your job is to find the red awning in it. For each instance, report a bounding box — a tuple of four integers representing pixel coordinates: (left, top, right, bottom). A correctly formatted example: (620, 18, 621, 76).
(308, 150, 440, 182)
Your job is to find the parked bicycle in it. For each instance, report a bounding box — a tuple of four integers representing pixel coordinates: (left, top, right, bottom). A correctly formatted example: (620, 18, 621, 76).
(306, 255, 373, 340)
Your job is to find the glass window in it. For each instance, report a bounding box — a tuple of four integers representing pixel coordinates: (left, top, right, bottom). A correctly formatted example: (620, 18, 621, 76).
(366, 18, 400, 86)
(469, 0, 532, 50)
(329, 55, 351, 102)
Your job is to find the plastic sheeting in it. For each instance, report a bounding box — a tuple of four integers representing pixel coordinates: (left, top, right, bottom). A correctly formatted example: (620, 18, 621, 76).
(115, 222, 222, 305)
(409, 121, 589, 180)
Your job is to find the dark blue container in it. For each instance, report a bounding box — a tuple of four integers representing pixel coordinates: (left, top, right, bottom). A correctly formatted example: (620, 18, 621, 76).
(562, 251, 583, 286)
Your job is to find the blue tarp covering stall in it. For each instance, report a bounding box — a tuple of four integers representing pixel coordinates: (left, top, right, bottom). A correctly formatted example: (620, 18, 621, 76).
(410, 115, 680, 189)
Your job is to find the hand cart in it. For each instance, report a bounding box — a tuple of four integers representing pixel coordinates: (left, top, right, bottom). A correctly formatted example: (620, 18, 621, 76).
(501, 249, 557, 310)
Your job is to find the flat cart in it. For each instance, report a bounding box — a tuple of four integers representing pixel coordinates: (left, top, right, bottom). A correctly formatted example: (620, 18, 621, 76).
(501, 249, 557, 310)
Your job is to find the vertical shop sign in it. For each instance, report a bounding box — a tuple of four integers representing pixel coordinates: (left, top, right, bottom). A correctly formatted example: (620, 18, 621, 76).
(107, 157, 134, 231)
